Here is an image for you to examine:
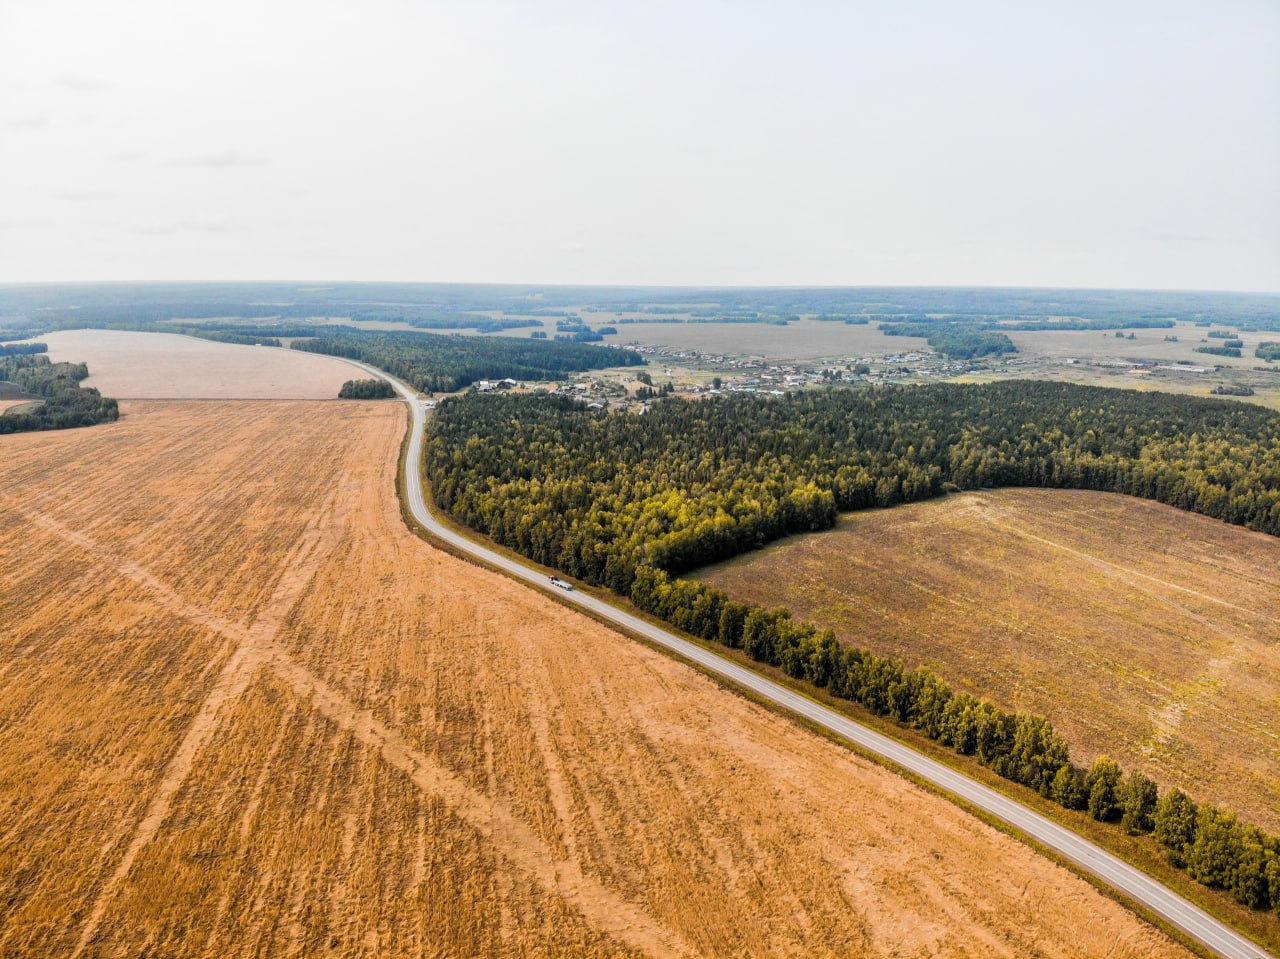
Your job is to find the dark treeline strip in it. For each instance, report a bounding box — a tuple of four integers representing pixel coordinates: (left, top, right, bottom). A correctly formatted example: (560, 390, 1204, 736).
(881, 322, 1018, 359)
(0, 318, 293, 345)
(1196, 345, 1243, 358)
(0, 342, 48, 356)
(1257, 343, 1280, 361)
(2, 283, 1274, 331)
(337, 378, 396, 399)
(186, 329, 282, 346)
(612, 315, 796, 326)
(0, 355, 118, 433)
(425, 380, 1280, 913)
(18, 304, 534, 333)
(557, 330, 604, 342)
(999, 317, 1178, 331)
(294, 331, 643, 393)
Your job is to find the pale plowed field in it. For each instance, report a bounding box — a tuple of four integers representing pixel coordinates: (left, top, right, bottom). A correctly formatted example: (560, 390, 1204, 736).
(701, 489, 1280, 832)
(0, 402, 1193, 958)
(34, 329, 355, 398)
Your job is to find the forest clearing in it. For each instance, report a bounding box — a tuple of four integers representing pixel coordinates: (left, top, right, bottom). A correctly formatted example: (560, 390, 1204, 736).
(0, 400, 1195, 958)
(700, 488, 1280, 833)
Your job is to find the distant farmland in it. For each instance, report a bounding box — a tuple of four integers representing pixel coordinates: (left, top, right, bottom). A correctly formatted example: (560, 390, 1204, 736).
(700, 488, 1280, 832)
(34, 329, 354, 398)
(0, 402, 1193, 958)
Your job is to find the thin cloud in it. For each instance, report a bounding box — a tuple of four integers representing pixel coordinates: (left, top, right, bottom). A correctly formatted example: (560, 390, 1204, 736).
(0, 218, 53, 230)
(169, 152, 266, 169)
(55, 74, 108, 93)
(126, 216, 250, 235)
(1149, 233, 1213, 245)
(56, 190, 116, 202)
(6, 114, 49, 131)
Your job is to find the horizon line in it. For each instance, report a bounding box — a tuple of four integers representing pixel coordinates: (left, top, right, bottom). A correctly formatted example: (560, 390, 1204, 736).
(1, 279, 1278, 297)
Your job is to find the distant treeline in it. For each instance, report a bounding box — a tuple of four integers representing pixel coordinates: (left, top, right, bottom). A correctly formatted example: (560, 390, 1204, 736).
(999, 317, 1178, 331)
(2, 284, 1273, 338)
(337, 378, 396, 399)
(293, 331, 643, 393)
(0, 342, 48, 356)
(0, 355, 118, 433)
(2, 282, 1276, 322)
(611, 314, 797, 326)
(1196, 345, 1242, 358)
(4, 304, 533, 335)
(881, 322, 1017, 359)
(426, 380, 1280, 913)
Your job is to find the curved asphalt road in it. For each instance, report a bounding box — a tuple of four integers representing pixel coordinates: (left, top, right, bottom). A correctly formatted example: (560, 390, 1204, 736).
(345, 359, 1272, 959)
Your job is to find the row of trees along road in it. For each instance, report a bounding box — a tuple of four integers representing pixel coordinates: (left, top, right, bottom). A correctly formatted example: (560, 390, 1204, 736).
(426, 380, 1280, 914)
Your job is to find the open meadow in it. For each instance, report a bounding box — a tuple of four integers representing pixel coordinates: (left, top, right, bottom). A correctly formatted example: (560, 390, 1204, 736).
(700, 488, 1280, 832)
(33, 329, 356, 398)
(0, 399, 1195, 958)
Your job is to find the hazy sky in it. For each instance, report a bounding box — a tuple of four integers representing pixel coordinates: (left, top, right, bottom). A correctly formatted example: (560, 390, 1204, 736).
(1, 0, 1277, 290)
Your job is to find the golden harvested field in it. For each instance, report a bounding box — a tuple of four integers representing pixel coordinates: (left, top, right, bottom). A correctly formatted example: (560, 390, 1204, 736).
(0, 403, 1197, 958)
(701, 489, 1280, 832)
(34, 329, 356, 398)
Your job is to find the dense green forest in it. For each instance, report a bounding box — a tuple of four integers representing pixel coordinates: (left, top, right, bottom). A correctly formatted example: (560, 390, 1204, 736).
(426, 381, 1280, 912)
(337, 378, 396, 399)
(0, 342, 48, 356)
(1258, 342, 1280, 361)
(428, 382, 1280, 592)
(0, 355, 118, 433)
(293, 331, 642, 393)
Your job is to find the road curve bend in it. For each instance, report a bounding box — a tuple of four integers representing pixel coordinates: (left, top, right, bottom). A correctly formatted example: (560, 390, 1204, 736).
(347, 360, 1273, 959)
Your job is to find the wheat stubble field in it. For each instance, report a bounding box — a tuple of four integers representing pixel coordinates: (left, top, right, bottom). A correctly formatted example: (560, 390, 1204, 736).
(0, 400, 1195, 958)
(701, 489, 1280, 833)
